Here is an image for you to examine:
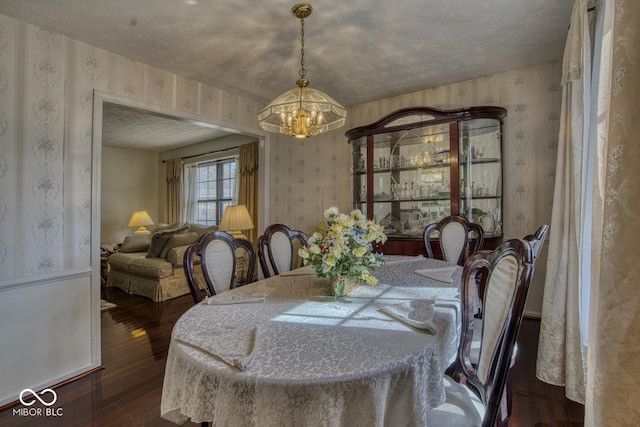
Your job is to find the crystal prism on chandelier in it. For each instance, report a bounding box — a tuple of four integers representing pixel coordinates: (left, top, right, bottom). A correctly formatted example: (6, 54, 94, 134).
(257, 3, 346, 138)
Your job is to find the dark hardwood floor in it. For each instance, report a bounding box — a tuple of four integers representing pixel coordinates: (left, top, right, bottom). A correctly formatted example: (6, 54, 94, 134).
(0, 288, 584, 426)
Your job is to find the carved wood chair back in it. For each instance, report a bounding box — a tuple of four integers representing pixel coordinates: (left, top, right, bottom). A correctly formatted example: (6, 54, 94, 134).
(423, 215, 485, 266)
(184, 231, 257, 304)
(432, 238, 534, 426)
(258, 223, 309, 278)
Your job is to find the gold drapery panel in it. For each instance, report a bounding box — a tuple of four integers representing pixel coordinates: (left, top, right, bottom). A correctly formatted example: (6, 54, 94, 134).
(237, 142, 259, 244)
(165, 158, 183, 223)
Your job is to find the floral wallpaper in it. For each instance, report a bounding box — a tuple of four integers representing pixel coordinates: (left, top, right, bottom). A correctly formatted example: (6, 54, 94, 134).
(268, 61, 562, 315)
(0, 13, 562, 296)
(0, 15, 262, 280)
(270, 62, 562, 245)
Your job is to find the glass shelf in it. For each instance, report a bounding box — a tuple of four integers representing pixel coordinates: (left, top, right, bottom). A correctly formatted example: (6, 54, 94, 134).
(347, 106, 507, 254)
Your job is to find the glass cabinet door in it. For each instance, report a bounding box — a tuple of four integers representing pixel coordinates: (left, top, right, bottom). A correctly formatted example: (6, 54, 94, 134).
(348, 106, 506, 254)
(354, 123, 453, 239)
(352, 136, 368, 212)
(459, 118, 502, 237)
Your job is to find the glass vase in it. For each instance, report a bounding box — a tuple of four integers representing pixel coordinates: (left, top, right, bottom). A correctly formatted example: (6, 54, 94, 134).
(328, 276, 360, 300)
(329, 276, 345, 301)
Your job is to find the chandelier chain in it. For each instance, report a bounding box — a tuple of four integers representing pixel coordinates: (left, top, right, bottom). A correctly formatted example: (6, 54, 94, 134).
(299, 18, 306, 79)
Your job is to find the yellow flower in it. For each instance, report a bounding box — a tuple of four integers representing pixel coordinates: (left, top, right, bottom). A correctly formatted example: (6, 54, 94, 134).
(364, 273, 378, 285)
(309, 244, 321, 254)
(352, 246, 366, 257)
(299, 248, 310, 259)
(330, 245, 342, 258)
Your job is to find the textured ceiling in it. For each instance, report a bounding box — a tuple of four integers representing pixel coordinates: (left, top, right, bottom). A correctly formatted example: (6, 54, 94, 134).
(101, 103, 232, 151)
(0, 0, 573, 107)
(0, 0, 573, 150)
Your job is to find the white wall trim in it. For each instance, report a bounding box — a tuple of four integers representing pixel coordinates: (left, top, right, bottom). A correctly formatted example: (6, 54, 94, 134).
(0, 267, 92, 291)
(0, 363, 98, 408)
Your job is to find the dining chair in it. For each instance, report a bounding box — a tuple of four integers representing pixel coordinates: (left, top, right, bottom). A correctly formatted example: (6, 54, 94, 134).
(433, 238, 534, 426)
(495, 223, 548, 419)
(524, 224, 549, 260)
(423, 215, 485, 266)
(184, 231, 257, 304)
(463, 226, 548, 424)
(258, 223, 309, 278)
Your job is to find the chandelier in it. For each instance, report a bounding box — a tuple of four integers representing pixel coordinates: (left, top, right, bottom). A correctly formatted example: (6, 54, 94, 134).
(257, 3, 347, 138)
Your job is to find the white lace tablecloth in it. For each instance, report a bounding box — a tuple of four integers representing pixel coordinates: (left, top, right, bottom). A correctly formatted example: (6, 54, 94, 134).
(161, 257, 463, 426)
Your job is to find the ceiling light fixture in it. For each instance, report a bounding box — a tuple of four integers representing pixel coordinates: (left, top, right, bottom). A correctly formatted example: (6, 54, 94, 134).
(257, 2, 346, 138)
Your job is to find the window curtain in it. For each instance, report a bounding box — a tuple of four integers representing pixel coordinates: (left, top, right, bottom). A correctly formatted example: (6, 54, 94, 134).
(538, 1, 640, 424)
(237, 142, 259, 244)
(584, 0, 640, 425)
(183, 163, 198, 223)
(165, 159, 183, 223)
(536, 0, 592, 403)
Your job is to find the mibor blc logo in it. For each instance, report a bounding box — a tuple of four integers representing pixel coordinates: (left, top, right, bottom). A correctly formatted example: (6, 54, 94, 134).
(13, 388, 63, 417)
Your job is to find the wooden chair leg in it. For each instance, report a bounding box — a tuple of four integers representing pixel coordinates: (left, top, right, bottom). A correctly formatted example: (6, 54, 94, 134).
(506, 371, 513, 418)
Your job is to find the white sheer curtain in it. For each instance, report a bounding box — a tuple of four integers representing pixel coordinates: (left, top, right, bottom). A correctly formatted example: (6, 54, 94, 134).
(536, 0, 594, 404)
(183, 163, 198, 223)
(538, 1, 640, 424)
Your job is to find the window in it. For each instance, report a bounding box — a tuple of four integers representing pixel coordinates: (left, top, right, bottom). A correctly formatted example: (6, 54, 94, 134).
(193, 158, 236, 226)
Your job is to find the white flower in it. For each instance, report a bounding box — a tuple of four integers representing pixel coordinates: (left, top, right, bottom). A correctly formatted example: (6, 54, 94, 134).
(324, 207, 339, 218)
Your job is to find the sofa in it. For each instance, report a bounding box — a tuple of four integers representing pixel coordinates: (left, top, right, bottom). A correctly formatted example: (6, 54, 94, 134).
(107, 222, 217, 302)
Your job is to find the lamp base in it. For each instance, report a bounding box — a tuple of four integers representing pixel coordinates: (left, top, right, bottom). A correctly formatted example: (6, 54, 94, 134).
(134, 226, 151, 235)
(228, 231, 247, 240)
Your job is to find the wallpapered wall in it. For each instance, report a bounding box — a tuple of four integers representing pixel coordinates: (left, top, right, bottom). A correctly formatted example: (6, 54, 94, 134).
(0, 13, 561, 283)
(0, 15, 263, 281)
(268, 61, 563, 315)
(269, 62, 562, 242)
(0, 12, 561, 283)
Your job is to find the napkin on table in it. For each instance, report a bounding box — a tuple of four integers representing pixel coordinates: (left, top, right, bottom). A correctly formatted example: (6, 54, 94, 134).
(206, 295, 266, 305)
(379, 299, 437, 334)
(278, 264, 316, 276)
(382, 255, 425, 265)
(176, 327, 257, 371)
(414, 266, 458, 284)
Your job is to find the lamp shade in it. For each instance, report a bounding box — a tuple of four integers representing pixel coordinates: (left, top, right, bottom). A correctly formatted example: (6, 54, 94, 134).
(220, 205, 254, 233)
(128, 210, 154, 235)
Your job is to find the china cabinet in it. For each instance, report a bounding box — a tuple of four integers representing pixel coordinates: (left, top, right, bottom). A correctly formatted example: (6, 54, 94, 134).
(346, 106, 507, 255)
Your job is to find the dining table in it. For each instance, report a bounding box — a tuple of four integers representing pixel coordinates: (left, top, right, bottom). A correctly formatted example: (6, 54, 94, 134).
(160, 255, 467, 426)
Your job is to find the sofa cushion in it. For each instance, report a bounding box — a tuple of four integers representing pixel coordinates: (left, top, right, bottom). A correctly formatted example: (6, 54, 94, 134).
(120, 234, 152, 253)
(152, 222, 184, 233)
(186, 223, 219, 238)
(108, 252, 148, 273)
(147, 225, 190, 258)
(159, 232, 198, 259)
(128, 256, 174, 279)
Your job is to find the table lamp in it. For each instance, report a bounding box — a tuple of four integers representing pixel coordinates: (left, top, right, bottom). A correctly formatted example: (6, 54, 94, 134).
(220, 205, 254, 239)
(128, 210, 154, 235)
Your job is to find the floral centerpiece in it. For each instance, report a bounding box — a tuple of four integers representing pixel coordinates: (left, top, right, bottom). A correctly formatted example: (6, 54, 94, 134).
(299, 207, 387, 298)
